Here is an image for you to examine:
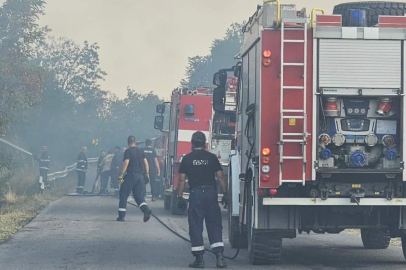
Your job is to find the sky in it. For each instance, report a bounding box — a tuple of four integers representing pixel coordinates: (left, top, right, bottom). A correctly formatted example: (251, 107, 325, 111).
(36, 0, 366, 98)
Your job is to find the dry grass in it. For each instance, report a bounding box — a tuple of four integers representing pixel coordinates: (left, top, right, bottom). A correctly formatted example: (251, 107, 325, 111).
(4, 190, 19, 204)
(0, 189, 64, 243)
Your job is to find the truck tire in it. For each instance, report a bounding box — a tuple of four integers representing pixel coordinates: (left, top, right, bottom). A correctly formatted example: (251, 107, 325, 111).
(333, 2, 406, 27)
(402, 235, 406, 260)
(170, 191, 185, 215)
(227, 163, 248, 248)
(164, 194, 171, 210)
(248, 230, 282, 265)
(361, 228, 391, 249)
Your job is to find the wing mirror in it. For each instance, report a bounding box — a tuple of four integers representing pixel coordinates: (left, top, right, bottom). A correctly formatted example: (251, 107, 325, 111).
(154, 116, 164, 131)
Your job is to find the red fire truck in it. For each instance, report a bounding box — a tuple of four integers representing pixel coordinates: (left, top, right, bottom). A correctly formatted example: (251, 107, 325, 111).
(154, 81, 237, 215)
(213, 0, 406, 265)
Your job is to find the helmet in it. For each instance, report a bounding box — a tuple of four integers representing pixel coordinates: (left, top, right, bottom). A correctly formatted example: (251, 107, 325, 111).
(191, 131, 206, 148)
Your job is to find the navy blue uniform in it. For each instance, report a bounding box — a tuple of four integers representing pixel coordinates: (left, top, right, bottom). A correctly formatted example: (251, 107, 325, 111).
(118, 147, 149, 219)
(143, 147, 158, 197)
(35, 151, 50, 189)
(76, 152, 88, 193)
(179, 149, 224, 255)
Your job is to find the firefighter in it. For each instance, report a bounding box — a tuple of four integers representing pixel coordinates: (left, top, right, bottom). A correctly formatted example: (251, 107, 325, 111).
(100, 149, 114, 194)
(34, 146, 51, 191)
(97, 150, 106, 175)
(143, 139, 161, 201)
(92, 150, 106, 193)
(110, 146, 123, 193)
(177, 131, 228, 268)
(117, 136, 151, 222)
(76, 146, 88, 194)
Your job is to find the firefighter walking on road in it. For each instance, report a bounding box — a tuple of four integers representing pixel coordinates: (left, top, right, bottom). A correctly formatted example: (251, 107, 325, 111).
(143, 139, 161, 201)
(117, 136, 151, 222)
(76, 146, 88, 194)
(34, 146, 51, 192)
(177, 131, 228, 268)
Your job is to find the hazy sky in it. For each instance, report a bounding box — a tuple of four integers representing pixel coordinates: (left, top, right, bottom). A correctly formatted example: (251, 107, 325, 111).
(37, 1, 361, 98)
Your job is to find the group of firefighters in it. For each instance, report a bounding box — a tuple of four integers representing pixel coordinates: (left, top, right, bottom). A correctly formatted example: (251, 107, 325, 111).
(35, 132, 228, 268)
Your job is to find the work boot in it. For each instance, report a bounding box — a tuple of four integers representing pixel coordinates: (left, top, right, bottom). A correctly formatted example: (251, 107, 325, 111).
(143, 209, 151, 222)
(116, 217, 125, 222)
(189, 255, 205, 268)
(215, 253, 227, 268)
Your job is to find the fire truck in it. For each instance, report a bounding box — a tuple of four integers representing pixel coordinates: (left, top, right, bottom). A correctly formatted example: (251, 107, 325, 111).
(154, 79, 237, 215)
(213, 0, 406, 265)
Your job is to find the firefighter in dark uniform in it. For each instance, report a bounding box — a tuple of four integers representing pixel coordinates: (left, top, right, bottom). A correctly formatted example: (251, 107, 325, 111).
(117, 135, 151, 222)
(177, 131, 228, 268)
(34, 146, 51, 191)
(76, 146, 88, 194)
(143, 139, 161, 201)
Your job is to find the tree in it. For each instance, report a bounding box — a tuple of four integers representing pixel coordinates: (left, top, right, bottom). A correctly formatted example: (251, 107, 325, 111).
(0, 0, 47, 135)
(181, 23, 243, 88)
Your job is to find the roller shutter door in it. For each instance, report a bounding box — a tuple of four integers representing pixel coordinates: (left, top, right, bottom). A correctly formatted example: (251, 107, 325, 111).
(319, 39, 401, 89)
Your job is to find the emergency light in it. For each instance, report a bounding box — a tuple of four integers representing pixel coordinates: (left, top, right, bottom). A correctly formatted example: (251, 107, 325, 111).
(349, 9, 367, 27)
(185, 104, 195, 116)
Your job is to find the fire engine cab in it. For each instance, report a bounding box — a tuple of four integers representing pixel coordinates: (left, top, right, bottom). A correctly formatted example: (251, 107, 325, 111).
(213, 0, 406, 265)
(154, 85, 237, 215)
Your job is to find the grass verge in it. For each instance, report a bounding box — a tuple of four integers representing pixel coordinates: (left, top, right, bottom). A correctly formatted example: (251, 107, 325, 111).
(0, 171, 77, 243)
(0, 190, 64, 243)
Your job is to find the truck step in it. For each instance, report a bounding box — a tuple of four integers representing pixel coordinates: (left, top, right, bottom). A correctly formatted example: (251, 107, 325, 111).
(282, 109, 304, 113)
(283, 63, 304, 66)
(283, 86, 304, 90)
(283, 39, 305, 43)
(282, 156, 304, 160)
(281, 180, 303, 183)
(282, 139, 305, 143)
(283, 133, 304, 136)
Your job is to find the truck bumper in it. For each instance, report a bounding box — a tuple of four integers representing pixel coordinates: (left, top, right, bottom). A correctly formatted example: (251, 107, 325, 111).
(263, 197, 406, 206)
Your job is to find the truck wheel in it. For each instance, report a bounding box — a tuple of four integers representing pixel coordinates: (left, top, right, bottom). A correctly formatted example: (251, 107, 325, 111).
(333, 2, 406, 27)
(227, 163, 248, 249)
(361, 228, 391, 249)
(229, 216, 248, 248)
(402, 235, 406, 260)
(164, 194, 171, 210)
(248, 230, 282, 265)
(170, 191, 185, 215)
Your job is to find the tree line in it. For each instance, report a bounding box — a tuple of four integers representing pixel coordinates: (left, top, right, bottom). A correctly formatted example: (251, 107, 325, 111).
(0, 0, 242, 195)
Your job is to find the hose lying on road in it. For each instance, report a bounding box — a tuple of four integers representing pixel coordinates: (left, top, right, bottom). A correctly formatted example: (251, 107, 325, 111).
(127, 201, 240, 260)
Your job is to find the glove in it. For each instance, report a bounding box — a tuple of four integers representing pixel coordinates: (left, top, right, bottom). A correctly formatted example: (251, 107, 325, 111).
(144, 174, 150, 184)
(177, 197, 187, 210)
(118, 175, 124, 185)
(221, 192, 229, 209)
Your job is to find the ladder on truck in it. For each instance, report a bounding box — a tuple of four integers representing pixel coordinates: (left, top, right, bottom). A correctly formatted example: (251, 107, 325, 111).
(279, 17, 308, 186)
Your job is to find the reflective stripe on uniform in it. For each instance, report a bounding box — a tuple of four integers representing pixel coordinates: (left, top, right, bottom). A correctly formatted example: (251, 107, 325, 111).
(119, 208, 126, 212)
(39, 167, 49, 170)
(191, 246, 205, 252)
(210, 242, 224, 248)
(139, 202, 148, 208)
(76, 169, 87, 172)
(77, 186, 83, 188)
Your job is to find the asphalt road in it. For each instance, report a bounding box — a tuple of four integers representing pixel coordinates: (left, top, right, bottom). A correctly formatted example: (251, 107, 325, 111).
(0, 171, 406, 269)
